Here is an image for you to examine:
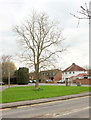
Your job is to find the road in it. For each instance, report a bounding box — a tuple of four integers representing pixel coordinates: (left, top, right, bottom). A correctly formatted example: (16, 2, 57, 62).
(1, 96, 90, 119)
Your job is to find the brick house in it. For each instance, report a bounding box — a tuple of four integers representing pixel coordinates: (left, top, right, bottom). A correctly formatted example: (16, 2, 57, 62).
(76, 79, 91, 85)
(76, 74, 91, 85)
(62, 63, 87, 83)
(40, 69, 60, 80)
(30, 69, 60, 82)
(54, 71, 62, 83)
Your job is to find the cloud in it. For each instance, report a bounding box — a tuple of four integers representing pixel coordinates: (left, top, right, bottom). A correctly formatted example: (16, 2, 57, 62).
(0, 0, 89, 69)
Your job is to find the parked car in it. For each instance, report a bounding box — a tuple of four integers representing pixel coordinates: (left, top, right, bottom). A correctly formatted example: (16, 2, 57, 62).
(29, 80, 32, 83)
(46, 79, 49, 83)
(46, 79, 53, 83)
(32, 80, 36, 83)
(0, 82, 5, 85)
(57, 80, 65, 84)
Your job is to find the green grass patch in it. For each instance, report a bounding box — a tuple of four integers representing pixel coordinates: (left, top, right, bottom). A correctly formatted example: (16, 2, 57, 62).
(2, 86, 89, 103)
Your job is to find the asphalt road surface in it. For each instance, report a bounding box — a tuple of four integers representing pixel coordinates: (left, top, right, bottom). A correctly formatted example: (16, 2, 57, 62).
(1, 96, 90, 119)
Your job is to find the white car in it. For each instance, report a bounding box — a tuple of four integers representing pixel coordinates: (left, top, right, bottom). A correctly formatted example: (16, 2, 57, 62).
(46, 79, 53, 83)
(29, 80, 32, 83)
(32, 80, 36, 83)
(0, 82, 5, 85)
(57, 80, 65, 84)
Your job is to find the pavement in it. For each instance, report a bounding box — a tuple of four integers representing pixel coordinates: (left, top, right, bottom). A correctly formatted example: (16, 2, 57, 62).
(1, 92, 91, 109)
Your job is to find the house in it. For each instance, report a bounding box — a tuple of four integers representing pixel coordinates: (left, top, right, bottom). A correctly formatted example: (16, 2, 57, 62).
(54, 71, 62, 83)
(30, 69, 60, 82)
(70, 76, 76, 83)
(76, 74, 91, 85)
(62, 63, 87, 83)
(75, 73, 91, 85)
(40, 69, 60, 80)
(76, 73, 89, 79)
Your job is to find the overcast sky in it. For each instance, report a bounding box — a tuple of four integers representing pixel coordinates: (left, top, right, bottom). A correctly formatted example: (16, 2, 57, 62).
(0, 0, 90, 71)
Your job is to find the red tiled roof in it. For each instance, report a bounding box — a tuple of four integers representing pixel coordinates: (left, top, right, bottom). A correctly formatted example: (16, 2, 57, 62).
(76, 73, 89, 77)
(63, 63, 87, 72)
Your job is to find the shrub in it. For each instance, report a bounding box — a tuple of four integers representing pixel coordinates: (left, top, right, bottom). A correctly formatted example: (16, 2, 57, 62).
(3, 77, 8, 84)
(3, 77, 17, 84)
(16, 67, 29, 85)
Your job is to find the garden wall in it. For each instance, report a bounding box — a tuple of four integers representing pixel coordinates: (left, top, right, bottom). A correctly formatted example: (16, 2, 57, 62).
(76, 79, 91, 85)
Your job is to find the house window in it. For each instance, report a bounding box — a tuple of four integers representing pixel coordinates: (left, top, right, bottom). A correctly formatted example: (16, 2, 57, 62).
(69, 72, 71, 74)
(43, 73, 45, 75)
(53, 72, 56, 75)
(46, 72, 49, 76)
(50, 72, 52, 75)
(73, 71, 75, 74)
(65, 72, 67, 74)
(84, 76, 88, 79)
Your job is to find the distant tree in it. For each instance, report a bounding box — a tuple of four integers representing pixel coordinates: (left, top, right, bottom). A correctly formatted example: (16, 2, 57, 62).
(83, 65, 91, 75)
(2, 61, 16, 79)
(83, 65, 89, 70)
(1, 55, 16, 86)
(16, 67, 29, 85)
(14, 11, 65, 89)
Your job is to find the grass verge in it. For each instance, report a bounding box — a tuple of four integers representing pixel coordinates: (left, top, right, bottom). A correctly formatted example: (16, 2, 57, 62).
(2, 85, 90, 103)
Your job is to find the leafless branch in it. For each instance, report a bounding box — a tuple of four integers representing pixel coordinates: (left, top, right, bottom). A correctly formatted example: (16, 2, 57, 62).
(13, 11, 66, 88)
(70, 3, 91, 26)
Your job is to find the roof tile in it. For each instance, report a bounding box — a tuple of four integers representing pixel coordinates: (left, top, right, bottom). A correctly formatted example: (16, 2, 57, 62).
(63, 63, 86, 72)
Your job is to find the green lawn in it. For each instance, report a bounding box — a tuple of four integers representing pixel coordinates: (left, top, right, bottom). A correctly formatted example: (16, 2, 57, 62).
(1, 86, 90, 103)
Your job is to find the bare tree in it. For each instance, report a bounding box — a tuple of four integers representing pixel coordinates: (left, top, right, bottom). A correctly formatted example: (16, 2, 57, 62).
(70, 3, 91, 26)
(14, 11, 65, 89)
(83, 65, 89, 70)
(1, 55, 16, 87)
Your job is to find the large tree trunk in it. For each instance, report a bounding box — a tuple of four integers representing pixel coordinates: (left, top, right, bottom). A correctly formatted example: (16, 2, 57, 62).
(35, 64, 39, 89)
(35, 78, 39, 89)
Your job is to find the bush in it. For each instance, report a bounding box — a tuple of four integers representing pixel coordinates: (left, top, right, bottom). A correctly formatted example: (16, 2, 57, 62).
(10, 77, 17, 84)
(3, 77, 8, 84)
(16, 67, 29, 85)
(3, 77, 17, 84)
